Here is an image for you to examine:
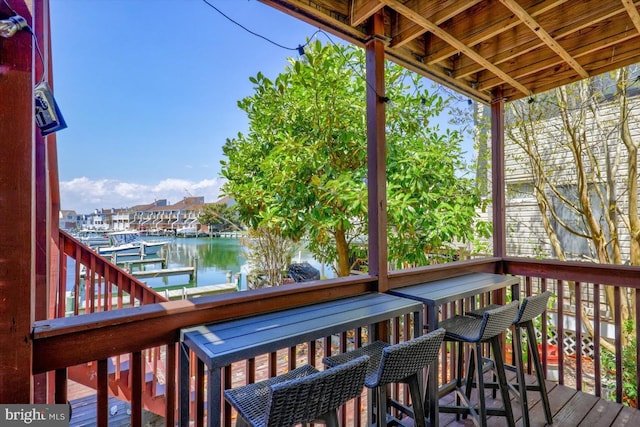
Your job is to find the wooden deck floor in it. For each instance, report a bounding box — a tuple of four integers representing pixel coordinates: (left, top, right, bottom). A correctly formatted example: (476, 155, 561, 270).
(67, 370, 639, 426)
(436, 373, 640, 427)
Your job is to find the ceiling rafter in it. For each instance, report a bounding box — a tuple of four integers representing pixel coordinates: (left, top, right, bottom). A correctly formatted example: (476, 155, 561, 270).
(621, 0, 640, 33)
(454, 3, 634, 78)
(389, 0, 482, 48)
(260, 0, 640, 103)
(475, 13, 640, 89)
(425, 0, 568, 66)
(379, 0, 531, 96)
(498, 0, 589, 79)
(350, 0, 383, 26)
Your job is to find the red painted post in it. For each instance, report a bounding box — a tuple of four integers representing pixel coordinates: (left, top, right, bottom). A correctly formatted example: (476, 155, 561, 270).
(0, 0, 37, 403)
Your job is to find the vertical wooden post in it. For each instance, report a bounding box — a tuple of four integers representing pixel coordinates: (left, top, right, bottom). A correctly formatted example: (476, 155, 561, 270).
(32, 0, 52, 404)
(491, 88, 507, 260)
(366, 11, 388, 292)
(0, 0, 36, 403)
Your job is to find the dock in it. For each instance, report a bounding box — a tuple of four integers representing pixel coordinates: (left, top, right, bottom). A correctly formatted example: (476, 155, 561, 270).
(131, 266, 196, 282)
(160, 282, 237, 300)
(116, 257, 167, 269)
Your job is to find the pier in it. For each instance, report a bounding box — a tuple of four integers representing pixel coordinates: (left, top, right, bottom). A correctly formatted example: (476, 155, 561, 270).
(116, 256, 167, 269)
(131, 266, 196, 282)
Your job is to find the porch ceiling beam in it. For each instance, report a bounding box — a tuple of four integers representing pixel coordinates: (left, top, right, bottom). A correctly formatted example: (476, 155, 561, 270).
(499, 0, 589, 79)
(389, 0, 483, 48)
(621, 0, 640, 34)
(350, 0, 383, 26)
(425, 0, 568, 66)
(379, 0, 531, 96)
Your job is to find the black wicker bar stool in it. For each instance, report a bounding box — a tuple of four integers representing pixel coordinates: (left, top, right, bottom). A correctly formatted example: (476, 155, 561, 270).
(466, 291, 554, 427)
(438, 301, 519, 427)
(322, 328, 446, 427)
(224, 355, 369, 427)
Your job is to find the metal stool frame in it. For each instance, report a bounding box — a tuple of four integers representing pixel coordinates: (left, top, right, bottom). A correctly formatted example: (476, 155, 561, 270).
(438, 301, 519, 427)
(466, 291, 554, 427)
(224, 355, 369, 427)
(322, 328, 446, 427)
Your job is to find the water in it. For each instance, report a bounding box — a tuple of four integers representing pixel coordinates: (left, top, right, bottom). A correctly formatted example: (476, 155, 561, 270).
(67, 237, 334, 292)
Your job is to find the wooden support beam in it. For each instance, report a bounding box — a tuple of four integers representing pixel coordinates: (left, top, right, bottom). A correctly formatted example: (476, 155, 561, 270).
(621, 0, 640, 34)
(0, 0, 36, 403)
(366, 11, 388, 291)
(491, 90, 506, 258)
(380, 0, 531, 96)
(499, 0, 589, 79)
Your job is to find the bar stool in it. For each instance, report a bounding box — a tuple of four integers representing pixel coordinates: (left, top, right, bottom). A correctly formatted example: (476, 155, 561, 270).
(438, 301, 519, 427)
(224, 355, 369, 427)
(322, 328, 446, 427)
(466, 291, 554, 427)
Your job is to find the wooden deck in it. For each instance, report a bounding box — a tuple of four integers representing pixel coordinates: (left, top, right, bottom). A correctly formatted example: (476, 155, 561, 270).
(67, 372, 638, 426)
(437, 372, 640, 427)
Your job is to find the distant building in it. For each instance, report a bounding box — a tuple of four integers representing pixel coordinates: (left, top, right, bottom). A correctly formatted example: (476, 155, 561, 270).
(58, 210, 77, 231)
(68, 196, 234, 234)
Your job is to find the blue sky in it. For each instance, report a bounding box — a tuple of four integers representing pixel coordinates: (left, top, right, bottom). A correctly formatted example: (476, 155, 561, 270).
(51, 0, 473, 214)
(51, 0, 321, 213)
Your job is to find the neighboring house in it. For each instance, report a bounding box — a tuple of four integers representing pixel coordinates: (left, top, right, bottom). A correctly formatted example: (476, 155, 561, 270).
(58, 210, 77, 231)
(127, 197, 212, 234)
(489, 80, 640, 262)
(68, 196, 231, 234)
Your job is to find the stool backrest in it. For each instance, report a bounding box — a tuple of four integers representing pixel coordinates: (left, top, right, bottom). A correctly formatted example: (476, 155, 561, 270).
(265, 355, 369, 426)
(479, 301, 520, 341)
(515, 291, 553, 325)
(373, 328, 445, 386)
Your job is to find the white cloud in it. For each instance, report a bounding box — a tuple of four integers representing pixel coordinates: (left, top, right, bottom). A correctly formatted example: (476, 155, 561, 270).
(60, 177, 225, 214)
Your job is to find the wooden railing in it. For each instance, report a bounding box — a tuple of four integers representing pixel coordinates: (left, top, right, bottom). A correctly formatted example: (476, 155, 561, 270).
(503, 258, 640, 407)
(55, 230, 170, 420)
(33, 255, 640, 425)
(58, 229, 167, 317)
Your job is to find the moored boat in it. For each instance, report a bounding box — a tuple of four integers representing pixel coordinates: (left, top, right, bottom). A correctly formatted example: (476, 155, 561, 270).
(76, 229, 111, 248)
(98, 231, 168, 257)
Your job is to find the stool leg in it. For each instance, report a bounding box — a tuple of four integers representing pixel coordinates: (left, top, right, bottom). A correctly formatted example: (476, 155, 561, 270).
(376, 385, 388, 427)
(474, 342, 488, 427)
(464, 345, 476, 402)
(513, 324, 530, 427)
(490, 337, 515, 427)
(406, 374, 427, 427)
(526, 321, 553, 425)
(322, 409, 340, 427)
(456, 341, 466, 420)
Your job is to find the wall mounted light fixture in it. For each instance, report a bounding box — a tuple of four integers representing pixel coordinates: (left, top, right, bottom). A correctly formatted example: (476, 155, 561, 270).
(0, 15, 27, 38)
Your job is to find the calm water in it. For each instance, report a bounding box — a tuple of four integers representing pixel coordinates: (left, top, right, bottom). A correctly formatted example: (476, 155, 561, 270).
(68, 236, 334, 292)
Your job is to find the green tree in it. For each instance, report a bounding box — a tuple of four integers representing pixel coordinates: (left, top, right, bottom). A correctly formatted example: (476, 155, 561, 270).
(503, 66, 640, 354)
(221, 41, 485, 276)
(198, 203, 241, 232)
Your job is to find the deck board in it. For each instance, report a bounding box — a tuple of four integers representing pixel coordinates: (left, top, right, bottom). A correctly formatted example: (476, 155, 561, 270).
(578, 398, 624, 426)
(67, 367, 638, 426)
(552, 390, 600, 425)
(437, 372, 637, 427)
(612, 405, 640, 425)
(69, 394, 163, 427)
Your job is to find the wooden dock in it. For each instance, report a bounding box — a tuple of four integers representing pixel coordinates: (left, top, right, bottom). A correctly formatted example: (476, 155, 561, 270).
(160, 282, 237, 300)
(131, 266, 196, 282)
(116, 257, 167, 269)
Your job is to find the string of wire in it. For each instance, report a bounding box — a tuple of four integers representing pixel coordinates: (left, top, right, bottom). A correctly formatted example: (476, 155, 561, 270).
(200, 0, 388, 101)
(3, 0, 46, 83)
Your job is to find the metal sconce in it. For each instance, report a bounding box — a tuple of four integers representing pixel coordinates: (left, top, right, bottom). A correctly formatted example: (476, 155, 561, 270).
(35, 81, 67, 136)
(0, 15, 27, 38)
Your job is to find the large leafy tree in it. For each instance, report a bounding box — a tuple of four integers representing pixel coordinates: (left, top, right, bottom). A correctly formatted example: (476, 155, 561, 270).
(221, 41, 485, 276)
(504, 66, 640, 349)
(198, 203, 241, 232)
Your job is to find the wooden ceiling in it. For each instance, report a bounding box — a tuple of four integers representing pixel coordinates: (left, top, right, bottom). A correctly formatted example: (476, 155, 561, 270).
(259, 0, 640, 104)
